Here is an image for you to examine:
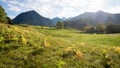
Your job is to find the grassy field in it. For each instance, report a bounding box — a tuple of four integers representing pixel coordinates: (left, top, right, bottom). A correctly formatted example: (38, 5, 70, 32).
(33, 26, 120, 46)
(0, 24, 120, 68)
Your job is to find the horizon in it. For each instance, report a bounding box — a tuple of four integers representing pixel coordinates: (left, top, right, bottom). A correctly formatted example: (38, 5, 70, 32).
(0, 0, 120, 19)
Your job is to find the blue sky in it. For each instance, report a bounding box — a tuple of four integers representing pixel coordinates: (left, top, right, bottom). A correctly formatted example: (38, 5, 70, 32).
(0, 0, 120, 19)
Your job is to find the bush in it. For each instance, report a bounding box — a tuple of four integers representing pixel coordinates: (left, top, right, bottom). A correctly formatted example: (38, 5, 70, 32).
(2, 28, 18, 43)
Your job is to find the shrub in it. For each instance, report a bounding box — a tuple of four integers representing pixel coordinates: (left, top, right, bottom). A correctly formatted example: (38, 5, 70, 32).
(11, 37, 18, 42)
(75, 50, 83, 59)
(19, 35, 27, 45)
(0, 36, 4, 41)
(114, 47, 120, 54)
(31, 48, 45, 56)
(56, 61, 66, 68)
(42, 38, 50, 47)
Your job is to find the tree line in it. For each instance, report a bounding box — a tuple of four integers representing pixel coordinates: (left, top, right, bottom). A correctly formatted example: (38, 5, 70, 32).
(1, 5, 120, 34)
(56, 21, 120, 34)
(83, 24, 120, 34)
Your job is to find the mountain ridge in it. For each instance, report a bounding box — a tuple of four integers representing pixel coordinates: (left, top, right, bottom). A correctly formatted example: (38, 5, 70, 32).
(52, 17, 64, 25)
(13, 10, 53, 26)
(13, 10, 120, 28)
(64, 10, 120, 30)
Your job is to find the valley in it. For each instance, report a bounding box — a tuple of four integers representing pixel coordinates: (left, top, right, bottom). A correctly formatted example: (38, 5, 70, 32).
(0, 2, 120, 67)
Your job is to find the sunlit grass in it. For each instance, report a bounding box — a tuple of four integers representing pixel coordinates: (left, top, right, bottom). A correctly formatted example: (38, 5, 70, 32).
(33, 26, 120, 46)
(0, 24, 120, 68)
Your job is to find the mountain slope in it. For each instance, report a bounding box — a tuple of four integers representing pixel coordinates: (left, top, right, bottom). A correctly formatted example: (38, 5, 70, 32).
(64, 10, 120, 30)
(52, 17, 64, 25)
(72, 10, 119, 24)
(13, 10, 53, 26)
(0, 23, 120, 68)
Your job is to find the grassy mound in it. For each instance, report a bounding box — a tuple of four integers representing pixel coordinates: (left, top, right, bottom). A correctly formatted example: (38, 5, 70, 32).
(0, 23, 120, 68)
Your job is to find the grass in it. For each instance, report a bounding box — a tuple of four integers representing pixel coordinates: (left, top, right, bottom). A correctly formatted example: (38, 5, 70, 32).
(0, 24, 120, 68)
(33, 26, 120, 46)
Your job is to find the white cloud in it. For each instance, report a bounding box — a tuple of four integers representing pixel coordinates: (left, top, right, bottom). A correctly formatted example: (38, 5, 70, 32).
(87, 0, 105, 11)
(1, 0, 22, 12)
(8, 0, 20, 5)
(1, 0, 120, 18)
(105, 6, 120, 13)
(8, 4, 21, 12)
(61, 0, 88, 8)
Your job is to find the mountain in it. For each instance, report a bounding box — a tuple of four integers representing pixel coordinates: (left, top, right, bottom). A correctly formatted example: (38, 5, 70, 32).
(71, 10, 119, 25)
(13, 10, 53, 26)
(61, 17, 67, 21)
(64, 10, 120, 30)
(52, 17, 64, 25)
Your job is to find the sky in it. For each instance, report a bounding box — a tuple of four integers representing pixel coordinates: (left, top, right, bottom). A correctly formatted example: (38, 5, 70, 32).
(0, 0, 120, 19)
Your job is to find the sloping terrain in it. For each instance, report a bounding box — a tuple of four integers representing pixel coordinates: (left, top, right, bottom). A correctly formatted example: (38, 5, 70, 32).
(13, 10, 53, 26)
(52, 17, 64, 25)
(0, 23, 120, 68)
(64, 11, 120, 30)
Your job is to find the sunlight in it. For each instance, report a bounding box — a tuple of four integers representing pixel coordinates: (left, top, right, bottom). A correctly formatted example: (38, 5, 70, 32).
(89, 0, 105, 11)
(0, 0, 120, 67)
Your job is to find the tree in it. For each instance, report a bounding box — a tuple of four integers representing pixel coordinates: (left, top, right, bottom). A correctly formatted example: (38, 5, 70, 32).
(96, 24, 105, 34)
(6, 16, 13, 25)
(56, 21, 64, 29)
(0, 6, 7, 23)
(64, 21, 71, 28)
(84, 26, 91, 32)
(106, 24, 120, 33)
(84, 26, 95, 33)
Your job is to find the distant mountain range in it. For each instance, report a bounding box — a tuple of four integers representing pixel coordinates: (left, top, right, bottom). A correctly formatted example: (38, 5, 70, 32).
(13, 10, 120, 28)
(71, 10, 120, 25)
(64, 10, 120, 30)
(13, 10, 53, 26)
(52, 17, 64, 25)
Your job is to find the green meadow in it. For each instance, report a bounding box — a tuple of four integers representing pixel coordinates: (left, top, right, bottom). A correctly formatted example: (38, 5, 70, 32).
(0, 24, 120, 68)
(33, 26, 120, 46)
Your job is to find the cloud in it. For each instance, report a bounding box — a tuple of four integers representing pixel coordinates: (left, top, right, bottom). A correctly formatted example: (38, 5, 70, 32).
(61, 0, 88, 8)
(87, 0, 105, 11)
(7, 4, 21, 12)
(105, 6, 120, 13)
(1, 0, 120, 18)
(1, 0, 22, 12)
